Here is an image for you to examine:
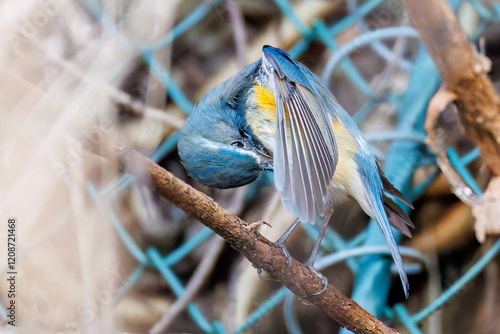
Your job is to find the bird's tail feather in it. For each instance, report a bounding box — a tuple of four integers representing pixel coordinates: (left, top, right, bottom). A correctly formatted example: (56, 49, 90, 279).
(377, 163, 414, 209)
(383, 194, 414, 238)
(355, 155, 410, 298)
(373, 203, 410, 298)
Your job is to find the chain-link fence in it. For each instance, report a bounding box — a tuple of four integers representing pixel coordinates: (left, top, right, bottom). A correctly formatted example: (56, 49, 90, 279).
(1, 0, 500, 333)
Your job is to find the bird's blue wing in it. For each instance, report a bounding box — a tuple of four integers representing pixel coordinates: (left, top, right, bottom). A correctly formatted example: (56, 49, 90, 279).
(262, 46, 337, 223)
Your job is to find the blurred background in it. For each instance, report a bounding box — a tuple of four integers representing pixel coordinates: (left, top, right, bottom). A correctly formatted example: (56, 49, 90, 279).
(0, 0, 500, 333)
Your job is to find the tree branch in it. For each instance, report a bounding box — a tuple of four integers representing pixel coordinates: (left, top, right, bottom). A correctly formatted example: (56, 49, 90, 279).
(120, 147, 399, 334)
(401, 0, 500, 176)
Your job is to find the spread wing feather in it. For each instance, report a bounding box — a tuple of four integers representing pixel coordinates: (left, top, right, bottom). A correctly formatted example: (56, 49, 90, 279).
(265, 49, 337, 223)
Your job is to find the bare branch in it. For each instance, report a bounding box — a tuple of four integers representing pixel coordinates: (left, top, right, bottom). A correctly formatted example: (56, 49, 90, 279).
(402, 0, 500, 176)
(119, 147, 399, 334)
(425, 87, 480, 205)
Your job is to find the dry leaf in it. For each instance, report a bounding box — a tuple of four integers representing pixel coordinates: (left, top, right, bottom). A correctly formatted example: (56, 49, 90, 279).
(472, 176, 500, 243)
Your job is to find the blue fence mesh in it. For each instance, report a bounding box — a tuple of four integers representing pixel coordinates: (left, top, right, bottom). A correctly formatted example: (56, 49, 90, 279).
(4, 0, 500, 332)
(89, 0, 500, 333)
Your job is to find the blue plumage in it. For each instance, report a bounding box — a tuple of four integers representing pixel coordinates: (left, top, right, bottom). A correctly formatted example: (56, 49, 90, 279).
(178, 45, 414, 298)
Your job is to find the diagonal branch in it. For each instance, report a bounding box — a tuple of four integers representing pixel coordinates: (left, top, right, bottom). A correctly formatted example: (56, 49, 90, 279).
(119, 147, 399, 334)
(401, 0, 500, 176)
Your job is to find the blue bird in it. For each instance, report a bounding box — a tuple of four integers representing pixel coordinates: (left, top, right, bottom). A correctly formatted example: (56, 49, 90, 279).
(178, 45, 414, 297)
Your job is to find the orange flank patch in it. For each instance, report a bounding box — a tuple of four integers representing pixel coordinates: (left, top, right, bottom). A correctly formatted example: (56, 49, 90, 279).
(252, 85, 276, 117)
(245, 85, 277, 146)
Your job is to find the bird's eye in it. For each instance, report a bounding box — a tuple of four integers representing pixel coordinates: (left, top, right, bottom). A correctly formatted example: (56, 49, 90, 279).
(231, 141, 245, 148)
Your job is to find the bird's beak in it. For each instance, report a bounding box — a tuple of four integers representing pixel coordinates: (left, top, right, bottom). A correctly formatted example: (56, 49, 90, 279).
(256, 148, 273, 171)
(261, 158, 273, 171)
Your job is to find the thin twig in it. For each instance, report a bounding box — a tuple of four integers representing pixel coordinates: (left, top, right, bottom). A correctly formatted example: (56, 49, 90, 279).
(226, 0, 248, 70)
(150, 236, 225, 334)
(119, 146, 399, 334)
(425, 87, 480, 206)
(401, 0, 500, 176)
(45, 49, 185, 129)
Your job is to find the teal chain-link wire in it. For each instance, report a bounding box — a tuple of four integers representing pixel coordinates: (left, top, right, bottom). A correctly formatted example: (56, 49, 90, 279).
(2, 0, 494, 332)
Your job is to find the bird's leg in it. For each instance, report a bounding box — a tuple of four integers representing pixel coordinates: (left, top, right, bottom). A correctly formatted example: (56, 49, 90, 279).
(304, 214, 332, 295)
(274, 218, 301, 267)
(305, 216, 329, 267)
(276, 217, 301, 245)
(256, 218, 301, 282)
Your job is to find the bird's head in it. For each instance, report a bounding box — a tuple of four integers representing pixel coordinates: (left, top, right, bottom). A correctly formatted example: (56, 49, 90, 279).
(178, 61, 272, 189)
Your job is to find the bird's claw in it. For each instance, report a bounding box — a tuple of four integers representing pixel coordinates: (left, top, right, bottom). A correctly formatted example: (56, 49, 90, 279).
(256, 268, 271, 281)
(249, 220, 272, 229)
(275, 242, 293, 268)
(306, 264, 328, 296)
